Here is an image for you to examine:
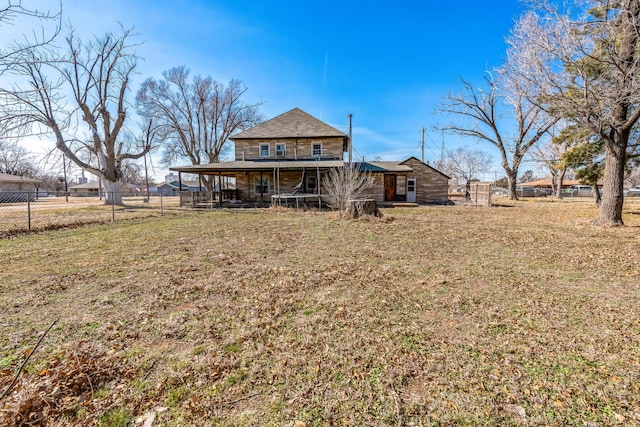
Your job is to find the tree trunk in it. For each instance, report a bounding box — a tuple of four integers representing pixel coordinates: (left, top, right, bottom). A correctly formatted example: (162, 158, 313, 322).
(593, 143, 625, 226)
(556, 170, 566, 199)
(102, 178, 123, 206)
(593, 184, 602, 207)
(345, 199, 382, 219)
(506, 170, 518, 200)
(202, 176, 215, 198)
(593, 1, 639, 226)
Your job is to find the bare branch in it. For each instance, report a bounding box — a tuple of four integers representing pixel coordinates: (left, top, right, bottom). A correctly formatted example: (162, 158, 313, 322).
(136, 67, 264, 171)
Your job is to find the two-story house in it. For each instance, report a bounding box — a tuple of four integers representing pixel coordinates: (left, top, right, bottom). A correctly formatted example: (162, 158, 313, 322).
(169, 108, 449, 206)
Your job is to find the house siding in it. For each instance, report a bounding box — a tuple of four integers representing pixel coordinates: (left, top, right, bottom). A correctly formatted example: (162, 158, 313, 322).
(235, 170, 321, 202)
(234, 137, 345, 161)
(364, 159, 448, 205)
(0, 182, 32, 191)
(401, 158, 449, 204)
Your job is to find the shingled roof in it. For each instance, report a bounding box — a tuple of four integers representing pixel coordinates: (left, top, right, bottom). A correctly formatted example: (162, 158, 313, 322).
(231, 108, 347, 140)
(0, 172, 41, 184)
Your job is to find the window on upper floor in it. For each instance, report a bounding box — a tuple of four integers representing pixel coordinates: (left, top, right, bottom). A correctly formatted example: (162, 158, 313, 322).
(312, 143, 322, 157)
(276, 143, 286, 157)
(260, 144, 270, 157)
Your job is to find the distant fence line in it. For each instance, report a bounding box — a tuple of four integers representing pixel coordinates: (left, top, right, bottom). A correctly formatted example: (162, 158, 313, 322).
(0, 191, 182, 235)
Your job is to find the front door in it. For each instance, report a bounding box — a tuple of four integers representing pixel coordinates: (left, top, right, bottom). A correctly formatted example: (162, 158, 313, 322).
(407, 178, 417, 203)
(384, 174, 396, 201)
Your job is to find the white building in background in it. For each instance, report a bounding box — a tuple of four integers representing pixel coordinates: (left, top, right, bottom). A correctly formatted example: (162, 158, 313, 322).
(165, 173, 179, 183)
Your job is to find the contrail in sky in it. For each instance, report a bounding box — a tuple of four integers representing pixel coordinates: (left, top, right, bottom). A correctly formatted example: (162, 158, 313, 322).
(320, 48, 328, 120)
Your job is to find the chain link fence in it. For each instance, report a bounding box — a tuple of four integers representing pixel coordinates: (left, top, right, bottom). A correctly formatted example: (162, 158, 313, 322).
(0, 191, 183, 236)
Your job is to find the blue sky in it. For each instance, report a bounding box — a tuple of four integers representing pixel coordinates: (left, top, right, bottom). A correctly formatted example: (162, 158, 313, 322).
(9, 0, 527, 181)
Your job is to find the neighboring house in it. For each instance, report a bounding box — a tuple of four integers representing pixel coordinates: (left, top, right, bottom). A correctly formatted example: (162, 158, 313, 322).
(0, 172, 42, 203)
(170, 108, 449, 206)
(0, 172, 41, 191)
(156, 181, 198, 197)
(68, 181, 137, 196)
(520, 178, 582, 191)
(68, 181, 101, 196)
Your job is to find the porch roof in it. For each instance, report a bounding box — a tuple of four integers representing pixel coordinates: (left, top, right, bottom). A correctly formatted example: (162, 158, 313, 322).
(170, 159, 345, 174)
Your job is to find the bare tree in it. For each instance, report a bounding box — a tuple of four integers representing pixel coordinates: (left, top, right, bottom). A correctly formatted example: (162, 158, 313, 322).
(0, 27, 151, 205)
(0, 1, 62, 75)
(531, 137, 571, 198)
(442, 146, 492, 201)
(136, 67, 263, 192)
(119, 160, 145, 188)
(0, 138, 37, 176)
(507, 1, 640, 225)
(438, 74, 558, 200)
(321, 166, 377, 218)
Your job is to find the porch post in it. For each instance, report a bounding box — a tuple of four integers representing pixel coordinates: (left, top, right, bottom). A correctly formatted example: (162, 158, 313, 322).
(219, 171, 223, 207)
(272, 166, 277, 206)
(317, 160, 321, 208)
(259, 171, 264, 203)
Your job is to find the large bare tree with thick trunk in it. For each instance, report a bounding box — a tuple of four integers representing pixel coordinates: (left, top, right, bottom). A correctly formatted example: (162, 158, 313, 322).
(507, 1, 640, 225)
(0, 27, 149, 205)
(438, 74, 557, 200)
(136, 67, 263, 193)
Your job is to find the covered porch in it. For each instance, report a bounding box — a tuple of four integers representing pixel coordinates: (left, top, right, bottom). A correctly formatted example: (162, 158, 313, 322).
(169, 160, 345, 208)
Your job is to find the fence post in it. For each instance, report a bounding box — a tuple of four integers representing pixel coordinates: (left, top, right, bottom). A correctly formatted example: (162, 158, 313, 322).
(111, 192, 115, 222)
(160, 192, 164, 216)
(27, 191, 31, 230)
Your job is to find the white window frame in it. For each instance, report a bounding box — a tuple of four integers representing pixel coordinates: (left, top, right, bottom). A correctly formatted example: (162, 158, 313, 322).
(312, 143, 322, 157)
(407, 178, 416, 193)
(254, 177, 269, 194)
(260, 143, 270, 158)
(276, 143, 286, 157)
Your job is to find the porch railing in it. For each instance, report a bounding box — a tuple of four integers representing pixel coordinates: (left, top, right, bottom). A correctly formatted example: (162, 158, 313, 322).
(179, 190, 239, 207)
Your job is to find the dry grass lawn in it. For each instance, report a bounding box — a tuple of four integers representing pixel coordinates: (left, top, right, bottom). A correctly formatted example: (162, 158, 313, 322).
(1, 198, 640, 426)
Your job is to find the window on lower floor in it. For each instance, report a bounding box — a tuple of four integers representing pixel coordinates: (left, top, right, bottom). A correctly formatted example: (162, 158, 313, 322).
(396, 175, 407, 195)
(255, 177, 269, 194)
(306, 176, 317, 193)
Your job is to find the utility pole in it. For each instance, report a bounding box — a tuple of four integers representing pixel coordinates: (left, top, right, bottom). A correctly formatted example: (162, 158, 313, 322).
(421, 127, 425, 162)
(348, 114, 353, 168)
(62, 154, 68, 202)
